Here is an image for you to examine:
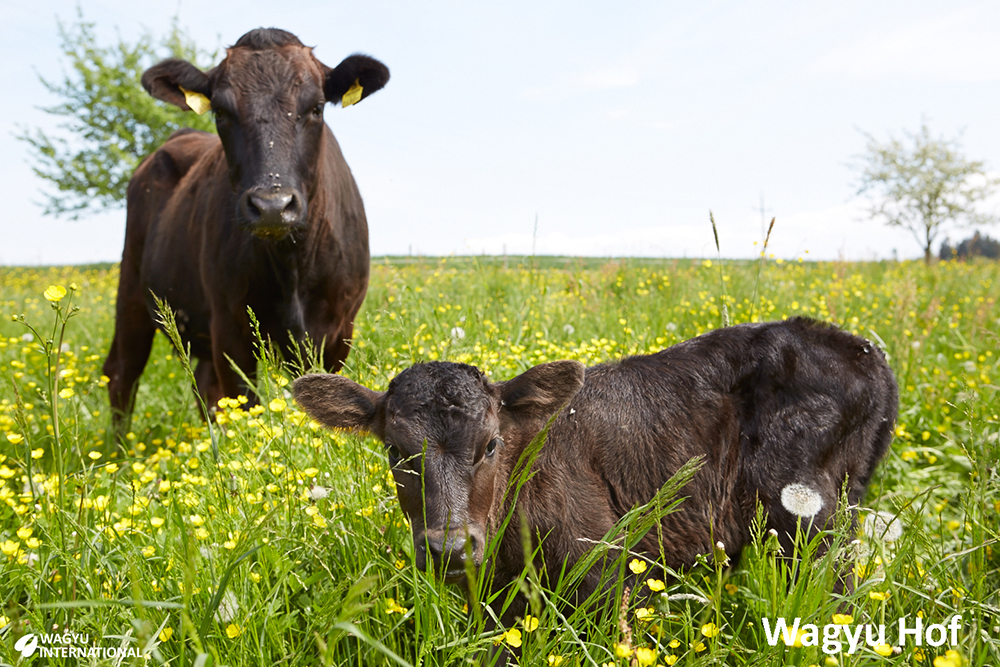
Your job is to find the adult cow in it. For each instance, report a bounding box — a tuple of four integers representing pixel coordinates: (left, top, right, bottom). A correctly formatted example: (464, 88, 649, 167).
(103, 28, 388, 431)
(294, 317, 897, 625)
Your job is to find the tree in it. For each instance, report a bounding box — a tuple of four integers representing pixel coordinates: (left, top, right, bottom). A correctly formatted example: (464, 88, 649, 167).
(855, 123, 999, 264)
(17, 12, 217, 219)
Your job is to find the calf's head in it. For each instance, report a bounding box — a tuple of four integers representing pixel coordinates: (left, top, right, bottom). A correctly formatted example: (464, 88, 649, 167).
(142, 28, 388, 240)
(294, 360, 584, 583)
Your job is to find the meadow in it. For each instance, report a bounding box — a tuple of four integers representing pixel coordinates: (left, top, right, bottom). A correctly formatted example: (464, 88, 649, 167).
(0, 255, 997, 666)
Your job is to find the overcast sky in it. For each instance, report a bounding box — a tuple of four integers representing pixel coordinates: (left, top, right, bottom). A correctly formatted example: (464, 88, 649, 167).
(3, 0, 999, 265)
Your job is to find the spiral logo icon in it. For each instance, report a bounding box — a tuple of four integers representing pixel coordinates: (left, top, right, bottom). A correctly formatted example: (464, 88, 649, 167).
(14, 633, 39, 657)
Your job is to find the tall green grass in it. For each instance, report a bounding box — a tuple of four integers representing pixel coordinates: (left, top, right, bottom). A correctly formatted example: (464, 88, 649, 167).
(0, 257, 997, 666)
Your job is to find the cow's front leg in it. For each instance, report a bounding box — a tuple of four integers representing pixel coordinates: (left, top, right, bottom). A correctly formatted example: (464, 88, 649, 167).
(211, 316, 259, 403)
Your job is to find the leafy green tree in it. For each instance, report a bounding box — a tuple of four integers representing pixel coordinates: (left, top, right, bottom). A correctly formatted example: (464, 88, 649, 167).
(855, 123, 999, 264)
(17, 13, 217, 218)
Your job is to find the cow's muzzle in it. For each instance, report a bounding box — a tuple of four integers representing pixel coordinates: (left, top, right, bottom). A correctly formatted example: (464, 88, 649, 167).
(240, 187, 305, 240)
(416, 525, 485, 583)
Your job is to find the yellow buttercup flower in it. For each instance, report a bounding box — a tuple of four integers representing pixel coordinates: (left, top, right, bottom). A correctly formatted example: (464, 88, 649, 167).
(629, 558, 647, 574)
(59, 387, 75, 399)
(614, 642, 632, 658)
(269, 397, 286, 412)
(646, 578, 665, 592)
(873, 643, 893, 656)
(701, 622, 721, 637)
(502, 628, 522, 648)
(159, 627, 173, 641)
(226, 624, 241, 638)
(523, 615, 539, 632)
(44, 285, 67, 302)
(5, 434, 23, 445)
(832, 613, 854, 624)
(635, 647, 657, 666)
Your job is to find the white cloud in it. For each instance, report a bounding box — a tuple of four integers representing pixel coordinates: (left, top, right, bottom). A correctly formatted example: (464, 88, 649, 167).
(813, 8, 1000, 82)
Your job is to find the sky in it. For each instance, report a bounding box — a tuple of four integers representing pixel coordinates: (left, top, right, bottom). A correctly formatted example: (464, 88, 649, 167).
(2, 0, 1000, 265)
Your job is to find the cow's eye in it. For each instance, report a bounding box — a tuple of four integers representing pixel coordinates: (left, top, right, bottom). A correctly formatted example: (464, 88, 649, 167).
(386, 444, 402, 465)
(312, 103, 324, 118)
(485, 437, 501, 458)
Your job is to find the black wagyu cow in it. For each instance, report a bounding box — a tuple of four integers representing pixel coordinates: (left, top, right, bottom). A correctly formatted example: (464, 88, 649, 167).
(294, 318, 897, 620)
(103, 28, 388, 431)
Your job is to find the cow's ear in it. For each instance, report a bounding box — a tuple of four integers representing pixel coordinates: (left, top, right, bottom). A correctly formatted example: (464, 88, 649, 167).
(142, 59, 212, 112)
(498, 360, 585, 422)
(325, 54, 390, 106)
(293, 374, 384, 433)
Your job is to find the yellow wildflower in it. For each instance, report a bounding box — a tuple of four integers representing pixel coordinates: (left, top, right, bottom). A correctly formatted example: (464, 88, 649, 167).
(701, 622, 721, 637)
(385, 598, 408, 614)
(614, 643, 633, 658)
(547, 655, 563, 666)
(226, 624, 241, 638)
(16, 526, 33, 540)
(6, 433, 23, 445)
(832, 613, 854, 625)
(150, 517, 165, 528)
(646, 578, 665, 592)
(524, 615, 539, 632)
(142, 545, 155, 557)
(268, 397, 286, 412)
(665, 655, 678, 665)
(869, 591, 889, 601)
(873, 643, 893, 656)
(629, 558, 647, 574)
(501, 628, 522, 648)
(159, 627, 173, 641)
(31, 448, 44, 459)
(635, 647, 657, 666)
(44, 285, 67, 302)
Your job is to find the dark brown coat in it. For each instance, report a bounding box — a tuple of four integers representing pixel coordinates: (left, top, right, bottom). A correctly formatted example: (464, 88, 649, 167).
(103, 29, 388, 429)
(294, 318, 897, 620)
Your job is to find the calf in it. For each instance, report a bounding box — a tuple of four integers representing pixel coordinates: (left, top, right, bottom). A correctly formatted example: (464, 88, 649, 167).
(294, 317, 897, 617)
(103, 28, 388, 431)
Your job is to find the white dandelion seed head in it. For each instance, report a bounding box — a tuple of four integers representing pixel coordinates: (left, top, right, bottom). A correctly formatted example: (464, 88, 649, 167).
(563, 324, 575, 335)
(214, 589, 239, 624)
(22, 333, 33, 342)
(780, 483, 824, 518)
(767, 528, 779, 538)
(308, 485, 329, 501)
(665, 322, 677, 332)
(450, 326, 466, 340)
(60, 342, 70, 352)
(863, 511, 903, 542)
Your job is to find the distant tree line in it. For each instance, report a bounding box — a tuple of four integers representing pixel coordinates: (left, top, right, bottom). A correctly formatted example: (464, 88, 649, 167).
(940, 232, 1000, 261)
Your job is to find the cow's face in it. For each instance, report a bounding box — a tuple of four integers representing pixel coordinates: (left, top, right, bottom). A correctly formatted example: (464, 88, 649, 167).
(142, 29, 388, 241)
(293, 361, 584, 584)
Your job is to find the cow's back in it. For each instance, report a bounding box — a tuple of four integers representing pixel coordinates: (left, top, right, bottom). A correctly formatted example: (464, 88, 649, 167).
(529, 318, 896, 579)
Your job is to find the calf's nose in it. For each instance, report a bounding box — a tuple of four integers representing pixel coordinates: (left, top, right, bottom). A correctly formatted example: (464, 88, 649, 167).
(423, 529, 479, 575)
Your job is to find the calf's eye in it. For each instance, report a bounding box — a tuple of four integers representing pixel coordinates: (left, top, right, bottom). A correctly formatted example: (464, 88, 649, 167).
(386, 444, 402, 465)
(312, 103, 324, 117)
(486, 437, 501, 458)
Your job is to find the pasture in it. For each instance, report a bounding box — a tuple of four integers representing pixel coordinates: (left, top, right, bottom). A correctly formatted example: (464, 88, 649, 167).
(0, 256, 997, 666)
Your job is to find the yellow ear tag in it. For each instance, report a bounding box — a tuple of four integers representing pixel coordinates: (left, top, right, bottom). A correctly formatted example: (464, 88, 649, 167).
(179, 86, 211, 115)
(341, 79, 363, 107)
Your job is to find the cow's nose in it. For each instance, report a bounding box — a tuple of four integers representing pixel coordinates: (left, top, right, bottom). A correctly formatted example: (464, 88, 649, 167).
(424, 529, 478, 575)
(240, 187, 304, 234)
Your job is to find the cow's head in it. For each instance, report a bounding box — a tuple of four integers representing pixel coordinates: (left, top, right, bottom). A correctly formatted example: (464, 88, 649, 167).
(142, 28, 389, 241)
(293, 361, 584, 583)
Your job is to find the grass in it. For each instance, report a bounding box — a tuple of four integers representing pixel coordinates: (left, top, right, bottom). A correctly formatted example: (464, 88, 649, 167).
(0, 255, 997, 666)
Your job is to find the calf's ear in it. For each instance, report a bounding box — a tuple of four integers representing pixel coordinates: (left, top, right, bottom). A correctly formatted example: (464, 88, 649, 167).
(293, 374, 384, 432)
(142, 59, 212, 112)
(325, 54, 390, 106)
(498, 360, 585, 422)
